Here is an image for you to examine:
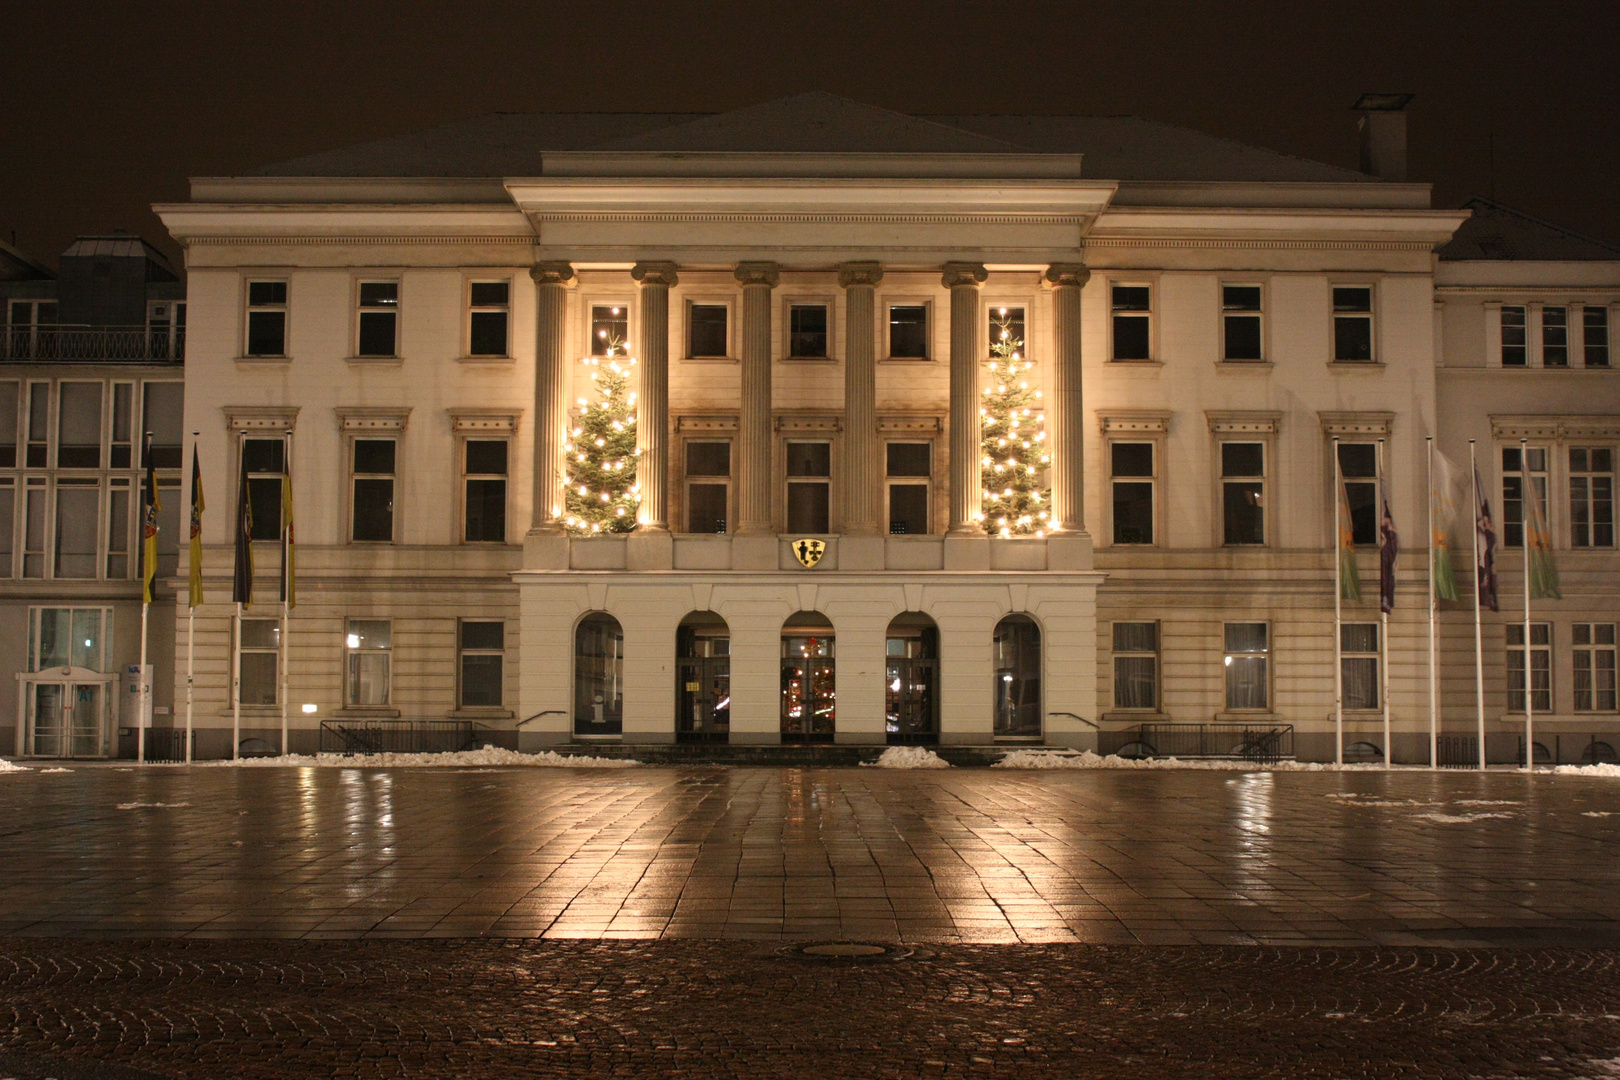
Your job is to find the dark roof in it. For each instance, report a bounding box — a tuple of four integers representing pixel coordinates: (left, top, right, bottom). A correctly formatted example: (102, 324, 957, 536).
(0, 238, 53, 281)
(250, 94, 1372, 183)
(1437, 198, 1620, 261)
(60, 235, 179, 282)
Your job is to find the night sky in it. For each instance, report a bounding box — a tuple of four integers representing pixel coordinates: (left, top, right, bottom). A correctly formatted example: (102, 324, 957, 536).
(5, 1, 1617, 271)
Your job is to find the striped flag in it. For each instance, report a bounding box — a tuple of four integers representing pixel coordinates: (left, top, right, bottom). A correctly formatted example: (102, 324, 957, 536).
(188, 445, 205, 609)
(141, 435, 161, 604)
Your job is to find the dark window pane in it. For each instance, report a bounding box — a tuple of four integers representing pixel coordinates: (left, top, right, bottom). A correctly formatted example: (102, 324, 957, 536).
(469, 311, 508, 356)
(889, 305, 928, 358)
(786, 441, 830, 477)
(1111, 442, 1153, 477)
(246, 310, 285, 356)
(1345, 480, 1377, 546)
(1223, 286, 1261, 311)
(1223, 482, 1265, 544)
(461, 621, 504, 649)
(359, 282, 398, 307)
(1113, 621, 1157, 652)
(1334, 316, 1373, 361)
(1113, 481, 1153, 544)
(460, 654, 503, 707)
(886, 443, 931, 477)
(1224, 315, 1262, 360)
(1112, 286, 1151, 312)
(787, 482, 829, 533)
(464, 478, 506, 542)
(1113, 314, 1150, 359)
(243, 439, 285, 474)
(687, 483, 727, 533)
(248, 281, 286, 306)
(591, 305, 629, 356)
(1341, 623, 1379, 652)
(1221, 442, 1264, 478)
(358, 311, 397, 356)
(789, 305, 828, 357)
(353, 439, 395, 474)
(352, 478, 394, 542)
(1585, 307, 1610, 367)
(686, 442, 731, 477)
(143, 382, 184, 468)
(466, 440, 507, 475)
(688, 304, 728, 357)
(1333, 287, 1371, 313)
(1337, 443, 1376, 478)
(469, 282, 508, 307)
(248, 476, 282, 541)
(888, 483, 928, 535)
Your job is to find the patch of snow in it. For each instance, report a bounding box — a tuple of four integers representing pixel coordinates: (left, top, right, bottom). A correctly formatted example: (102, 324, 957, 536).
(200, 746, 640, 769)
(0, 759, 30, 773)
(1325, 793, 1426, 807)
(866, 746, 950, 769)
(38, 767, 72, 774)
(1582, 811, 1616, 818)
(117, 801, 191, 810)
(1455, 799, 1521, 806)
(1555, 763, 1620, 778)
(993, 749, 1383, 771)
(1414, 811, 1514, 824)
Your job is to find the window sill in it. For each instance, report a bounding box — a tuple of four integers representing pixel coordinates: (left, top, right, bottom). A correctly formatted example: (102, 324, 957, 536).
(457, 355, 515, 365)
(682, 355, 737, 364)
(782, 355, 835, 364)
(880, 356, 932, 363)
(1106, 358, 1162, 369)
(235, 355, 290, 365)
(346, 356, 404, 366)
(1100, 711, 1168, 724)
(1213, 712, 1277, 722)
(336, 707, 401, 718)
(1216, 360, 1272, 372)
(449, 707, 514, 720)
(1328, 360, 1384, 371)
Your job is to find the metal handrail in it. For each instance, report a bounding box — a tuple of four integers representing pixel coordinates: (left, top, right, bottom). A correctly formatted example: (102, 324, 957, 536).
(517, 709, 566, 728)
(1049, 710, 1099, 729)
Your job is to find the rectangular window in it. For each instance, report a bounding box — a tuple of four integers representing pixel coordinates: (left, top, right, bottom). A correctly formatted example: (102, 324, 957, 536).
(157, 480, 179, 577)
(886, 441, 931, 535)
(1222, 285, 1263, 361)
(1111, 285, 1151, 360)
(685, 441, 731, 534)
(30, 607, 110, 673)
(0, 481, 12, 577)
(1112, 621, 1159, 710)
(590, 304, 629, 356)
(0, 381, 17, 468)
(1585, 306, 1611, 368)
(345, 619, 392, 707)
(789, 304, 829, 358)
(1332, 286, 1374, 362)
(23, 480, 45, 577)
(1502, 445, 1548, 548)
(1506, 622, 1552, 713)
(238, 618, 280, 706)
(146, 300, 185, 361)
(56, 382, 101, 469)
(463, 439, 508, 543)
(1501, 305, 1527, 367)
(243, 437, 285, 542)
(351, 439, 396, 542)
(467, 281, 510, 357)
(245, 280, 288, 357)
(142, 382, 183, 469)
(1543, 306, 1569, 367)
(687, 303, 729, 358)
(1341, 623, 1380, 710)
(106, 481, 129, 579)
(786, 440, 831, 534)
(1224, 622, 1269, 711)
(1574, 623, 1618, 713)
(1221, 442, 1266, 545)
(27, 382, 48, 468)
(53, 480, 98, 579)
(6, 300, 57, 360)
(109, 383, 132, 469)
(1337, 443, 1378, 546)
(989, 306, 1026, 355)
(356, 281, 399, 357)
(1110, 442, 1154, 544)
(888, 304, 928, 359)
(1570, 447, 1615, 548)
(459, 620, 504, 708)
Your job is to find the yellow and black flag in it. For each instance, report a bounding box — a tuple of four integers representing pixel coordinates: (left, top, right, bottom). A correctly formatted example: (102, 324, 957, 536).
(188, 445, 205, 608)
(141, 434, 161, 604)
(232, 450, 253, 606)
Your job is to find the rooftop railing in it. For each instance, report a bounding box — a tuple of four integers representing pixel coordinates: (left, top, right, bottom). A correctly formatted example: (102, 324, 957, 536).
(3, 325, 184, 362)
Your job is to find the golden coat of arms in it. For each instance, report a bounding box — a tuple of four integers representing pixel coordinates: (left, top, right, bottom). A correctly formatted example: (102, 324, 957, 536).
(792, 538, 826, 568)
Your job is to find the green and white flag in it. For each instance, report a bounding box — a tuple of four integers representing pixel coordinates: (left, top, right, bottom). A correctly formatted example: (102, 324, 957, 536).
(1430, 448, 1462, 601)
(1337, 473, 1360, 601)
(1524, 476, 1562, 600)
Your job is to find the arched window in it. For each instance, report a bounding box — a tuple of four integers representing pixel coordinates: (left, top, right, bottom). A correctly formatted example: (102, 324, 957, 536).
(886, 612, 938, 745)
(993, 614, 1041, 738)
(574, 613, 624, 736)
(677, 611, 729, 743)
(781, 612, 835, 743)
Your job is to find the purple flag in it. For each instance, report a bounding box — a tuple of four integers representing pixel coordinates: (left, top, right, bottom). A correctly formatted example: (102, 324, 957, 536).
(1379, 471, 1398, 614)
(1474, 464, 1499, 613)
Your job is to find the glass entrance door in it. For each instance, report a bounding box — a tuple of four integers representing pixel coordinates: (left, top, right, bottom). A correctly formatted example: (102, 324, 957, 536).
(69, 683, 104, 757)
(28, 684, 65, 757)
(885, 630, 939, 745)
(677, 634, 730, 743)
(27, 681, 107, 758)
(781, 634, 835, 743)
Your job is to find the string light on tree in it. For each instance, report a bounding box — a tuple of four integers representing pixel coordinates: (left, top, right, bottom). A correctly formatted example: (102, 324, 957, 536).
(563, 334, 640, 535)
(980, 308, 1051, 537)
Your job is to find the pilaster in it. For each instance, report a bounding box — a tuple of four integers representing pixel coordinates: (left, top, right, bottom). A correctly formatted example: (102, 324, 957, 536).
(839, 261, 884, 536)
(528, 261, 574, 535)
(631, 261, 678, 533)
(943, 262, 989, 535)
(735, 262, 779, 534)
(1045, 262, 1090, 535)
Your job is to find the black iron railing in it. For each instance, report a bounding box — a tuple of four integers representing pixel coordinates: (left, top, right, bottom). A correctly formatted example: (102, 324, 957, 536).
(318, 719, 475, 755)
(3, 325, 184, 362)
(145, 728, 196, 762)
(1100, 722, 1294, 763)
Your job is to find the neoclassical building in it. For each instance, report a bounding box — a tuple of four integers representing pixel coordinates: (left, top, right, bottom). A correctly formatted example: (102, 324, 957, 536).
(8, 93, 1613, 761)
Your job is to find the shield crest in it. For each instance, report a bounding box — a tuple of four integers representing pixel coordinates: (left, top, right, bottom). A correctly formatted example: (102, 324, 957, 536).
(792, 538, 826, 568)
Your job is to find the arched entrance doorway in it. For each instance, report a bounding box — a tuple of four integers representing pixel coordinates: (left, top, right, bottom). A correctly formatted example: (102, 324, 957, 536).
(781, 612, 835, 743)
(574, 612, 624, 737)
(886, 612, 939, 745)
(993, 614, 1042, 739)
(677, 611, 730, 743)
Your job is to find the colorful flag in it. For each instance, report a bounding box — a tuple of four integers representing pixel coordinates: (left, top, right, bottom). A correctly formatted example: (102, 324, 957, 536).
(1430, 449, 1461, 602)
(141, 435, 161, 604)
(188, 445, 205, 609)
(279, 468, 295, 609)
(1379, 468, 1399, 614)
(1523, 473, 1562, 600)
(1474, 464, 1499, 613)
(232, 454, 253, 606)
(1337, 473, 1360, 601)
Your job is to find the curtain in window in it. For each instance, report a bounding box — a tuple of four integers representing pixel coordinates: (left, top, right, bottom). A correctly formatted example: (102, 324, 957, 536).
(1114, 657, 1157, 709)
(1342, 657, 1379, 710)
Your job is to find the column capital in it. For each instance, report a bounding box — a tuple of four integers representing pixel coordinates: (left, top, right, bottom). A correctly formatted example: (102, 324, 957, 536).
(529, 261, 575, 287)
(631, 261, 680, 288)
(836, 261, 885, 289)
(1043, 263, 1091, 289)
(733, 261, 780, 288)
(941, 262, 989, 290)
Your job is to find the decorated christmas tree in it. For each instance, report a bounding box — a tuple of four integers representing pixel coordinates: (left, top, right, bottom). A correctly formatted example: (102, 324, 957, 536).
(563, 351, 641, 535)
(980, 312, 1051, 537)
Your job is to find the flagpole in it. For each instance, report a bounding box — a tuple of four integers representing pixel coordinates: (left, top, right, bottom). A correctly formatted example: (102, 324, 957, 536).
(186, 432, 198, 765)
(280, 429, 291, 758)
(137, 431, 151, 765)
(232, 603, 241, 761)
(138, 591, 149, 765)
(1378, 438, 1391, 768)
(1333, 436, 1344, 766)
(1521, 437, 1533, 771)
(1470, 440, 1486, 771)
(1427, 436, 1438, 770)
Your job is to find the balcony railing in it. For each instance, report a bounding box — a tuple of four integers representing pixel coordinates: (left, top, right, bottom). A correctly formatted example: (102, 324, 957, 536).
(1100, 722, 1295, 763)
(3, 325, 184, 362)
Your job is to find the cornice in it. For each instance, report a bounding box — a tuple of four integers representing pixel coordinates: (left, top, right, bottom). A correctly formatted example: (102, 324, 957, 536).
(184, 235, 534, 247)
(1087, 237, 1435, 252)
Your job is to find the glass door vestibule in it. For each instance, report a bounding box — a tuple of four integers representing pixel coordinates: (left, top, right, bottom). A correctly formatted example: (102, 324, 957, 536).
(781, 615, 835, 743)
(886, 615, 939, 745)
(23, 678, 111, 757)
(677, 615, 730, 743)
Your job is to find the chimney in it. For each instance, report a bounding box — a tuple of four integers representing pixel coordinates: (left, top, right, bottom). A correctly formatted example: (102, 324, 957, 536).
(1352, 93, 1414, 182)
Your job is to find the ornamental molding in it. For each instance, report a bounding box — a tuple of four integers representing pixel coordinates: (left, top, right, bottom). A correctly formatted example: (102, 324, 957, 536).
(877, 414, 943, 435)
(1098, 410, 1172, 436)
(940, 262, 990, 289)
(1491, 414, 1620, 441)
(775, 413, 843, 434)
(1438, 287, 1620, 298)
(535, 212, 1090, 226)
(224, 405, 300, 433)
(1087, 237, 1434, 252)
(447, 408, 521, 435)
(184, 235, 534, 247)
(1318, 411, 1394, 438)
(631, 261, 680, 288)
(1205, 410, 1282, 436)
(336, 407, 411, 434)
(530, 261, 575, 286)
(836, 261, 885, 289)
(733, 262, 781, 288)
(1043, 263, 1091, 289)
(676, 414, 740, 434)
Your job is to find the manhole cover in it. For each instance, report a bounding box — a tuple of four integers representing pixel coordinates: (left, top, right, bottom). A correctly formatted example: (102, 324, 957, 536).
(788, 942, 911, 961)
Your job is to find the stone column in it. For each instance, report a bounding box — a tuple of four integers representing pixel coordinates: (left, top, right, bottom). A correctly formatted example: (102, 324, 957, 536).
(944, 262, 989, 535)
(529, 261, 574, 533)
(838, 261, 884, 535)
(734, 262, 779, 534)
(1045, 264, 1090, 533)
(631, 262, 678, 533)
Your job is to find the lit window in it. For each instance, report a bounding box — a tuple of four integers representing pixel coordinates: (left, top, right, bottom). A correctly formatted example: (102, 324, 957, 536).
(345, 619, 392, 707)
(1341, 623, 1379, 710)
(1224, 623, 1269, 711)
(591, 305, 629, 357)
